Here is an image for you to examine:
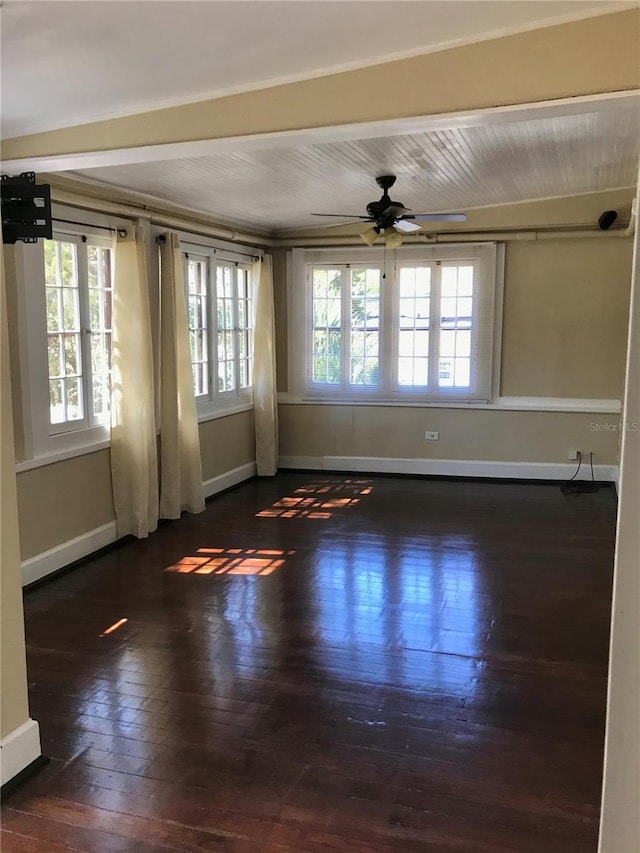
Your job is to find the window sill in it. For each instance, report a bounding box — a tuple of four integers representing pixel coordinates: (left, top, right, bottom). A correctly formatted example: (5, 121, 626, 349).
(277, 393, 621, 414)
(15, 402, 256, 473)
(15, 438, 111, 473)
(197, 399, 254, 424)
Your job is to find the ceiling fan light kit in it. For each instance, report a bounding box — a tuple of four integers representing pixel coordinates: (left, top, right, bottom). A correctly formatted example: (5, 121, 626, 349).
(311, 174, 467, 247)
(384, 228, 404, 250)
(359, 225, 380, 246)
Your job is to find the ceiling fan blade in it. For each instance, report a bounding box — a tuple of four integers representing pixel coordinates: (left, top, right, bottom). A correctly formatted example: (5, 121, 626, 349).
(404, 213, 467, 222)
(394, 219, 422, 234)
(311, 213, 373, 219)
(311, 219, 373, 231)
(382, 204, 410, 217)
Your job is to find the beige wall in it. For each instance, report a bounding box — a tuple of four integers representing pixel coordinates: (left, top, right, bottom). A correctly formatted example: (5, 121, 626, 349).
(15, 410, 256, 563)
(598, 176, 640, 853)
(4, 9, 639, 163)
(279, 405, 620, 465)
(1, 248, 30, 739)
(199, 409, 256, 481)
(16, 449, 115, 561)
(3, 246, 26, 461)
(502, 237, 633, 398)
(274, 228, 632, 466)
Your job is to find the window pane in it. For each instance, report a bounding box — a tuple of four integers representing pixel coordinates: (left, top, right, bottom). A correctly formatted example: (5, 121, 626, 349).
(349, 268, 379, 387)
(454, 358, 471, 387)
(439, 265, 475, 389)
(351, 298, 364, 328)
(414, 330, 429, 356)
(89, 288, 100, 329)
(440, 329, 456, 357)
(441, 267, 458, 297)
(45, 239, 84, 426)
(313, 269, 328, 299)
(313, 300, 327, 327)
(92, 377, 106, 416)
(187, 257, 210, 399)
(66, 377, 83, 420)
(458, 266, 473, 296)
(351, 331, 365, 357)
(62, 287, 79, 330)
(456, 330, 471, 358)
(312, 269, 342, 385)
(64, 334, 80, 375)
(46, 287, 61, 332)
(397, 265, 431, 387)
(88, 245, 113, 421)
(48, 336, 62, 377)
(59, 243, 76, 286)
(49, 379, 65, 423)
(237, 267, 252, 391)
(44, 241, 57, 287)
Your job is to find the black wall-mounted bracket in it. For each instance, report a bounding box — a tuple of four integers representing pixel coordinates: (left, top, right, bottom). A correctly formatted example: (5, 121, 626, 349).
(1, 172, 52, 244)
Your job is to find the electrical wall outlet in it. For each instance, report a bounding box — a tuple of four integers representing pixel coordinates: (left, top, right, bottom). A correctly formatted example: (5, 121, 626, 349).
(568, 449, 580, 461)
(425, 431, 440, 440)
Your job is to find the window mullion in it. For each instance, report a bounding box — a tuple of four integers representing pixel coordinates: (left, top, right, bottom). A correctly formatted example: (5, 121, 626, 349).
(206, 256, 214, 402)
(77, 240, 91, 429)
(382, 263, 394, 395)
(429, 262, 441, 391)
(233, 266, 240, 398)
(341, 267, 350, 390)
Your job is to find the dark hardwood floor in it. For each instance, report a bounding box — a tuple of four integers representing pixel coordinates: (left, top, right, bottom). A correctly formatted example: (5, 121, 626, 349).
(1, 473, 617, 852)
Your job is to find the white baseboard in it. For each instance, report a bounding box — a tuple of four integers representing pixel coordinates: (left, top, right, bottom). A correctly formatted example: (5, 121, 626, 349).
(21, 520, 118, 587)
(279, 455, 618, 482)
(21, 462, 257, 587)
(203, 461, 256, 499)
(0, 718, 41, 787)
(278, 455, 321, 470)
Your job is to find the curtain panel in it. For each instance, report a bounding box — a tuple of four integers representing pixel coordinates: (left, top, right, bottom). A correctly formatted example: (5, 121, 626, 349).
(252, 255, 278, 476)
(159, 233, 206, 518)
(110, 227, 159, 538)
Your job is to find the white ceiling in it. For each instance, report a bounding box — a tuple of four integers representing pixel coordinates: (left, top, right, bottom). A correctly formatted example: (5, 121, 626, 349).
(69, 101, 640, 233)
(0, 0, 631, 138)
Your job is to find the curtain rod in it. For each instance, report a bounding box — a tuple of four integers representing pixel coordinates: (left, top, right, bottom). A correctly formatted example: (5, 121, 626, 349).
(53, 217, 127, 238)
(156, 233, 261, 261)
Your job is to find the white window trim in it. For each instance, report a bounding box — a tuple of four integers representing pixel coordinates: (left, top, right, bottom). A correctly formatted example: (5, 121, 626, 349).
(290, 243, 502, 405)
(175, 232, 257, 421)
(16, 204, 132, 465)
(13, 214, 263, 471)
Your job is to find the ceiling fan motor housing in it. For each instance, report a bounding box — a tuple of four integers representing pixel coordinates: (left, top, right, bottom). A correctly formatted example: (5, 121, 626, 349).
(367, 176, 406, 225)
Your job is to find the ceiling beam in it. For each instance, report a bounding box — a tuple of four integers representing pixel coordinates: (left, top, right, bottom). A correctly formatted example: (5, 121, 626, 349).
(2, 9, 639, 170)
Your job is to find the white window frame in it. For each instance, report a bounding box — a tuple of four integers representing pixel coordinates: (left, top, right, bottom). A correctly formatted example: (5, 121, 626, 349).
(179, 237, 256, 421)
(308, 263, 384, 396)
(16, 204, 129, 464)
(45, 232, 114, 434)
(290, 243, 501, 405)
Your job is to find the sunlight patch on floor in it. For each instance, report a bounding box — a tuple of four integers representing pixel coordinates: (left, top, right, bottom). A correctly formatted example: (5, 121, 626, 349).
(256, 479, 373, 519)
(165, 548, 296, 576)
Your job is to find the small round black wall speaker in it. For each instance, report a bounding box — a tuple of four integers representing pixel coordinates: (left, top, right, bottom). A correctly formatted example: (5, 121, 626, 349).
(598, 210, 618, 230)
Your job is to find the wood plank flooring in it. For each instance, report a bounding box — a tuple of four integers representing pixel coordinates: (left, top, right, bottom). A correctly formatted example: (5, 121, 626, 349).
(1, 474, 617, 852)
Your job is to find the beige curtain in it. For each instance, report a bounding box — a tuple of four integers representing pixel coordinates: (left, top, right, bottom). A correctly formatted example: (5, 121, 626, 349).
(252, 255, 278, 475)
(110, 227, 159, 538)
(159, 233, 205, 518)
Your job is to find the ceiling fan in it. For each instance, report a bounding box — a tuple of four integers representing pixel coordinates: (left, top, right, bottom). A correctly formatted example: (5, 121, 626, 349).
(311, 175, 467, 247)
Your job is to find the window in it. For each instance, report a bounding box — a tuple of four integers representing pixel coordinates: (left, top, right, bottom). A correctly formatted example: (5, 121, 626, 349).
(186, 256, 209, 398)
(44, 234, 113, 432)
(311, 265, 381, 389)
(14, 204, 131, 464)
(292, 244, 499, 403)
(183, 248, 254, 417)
